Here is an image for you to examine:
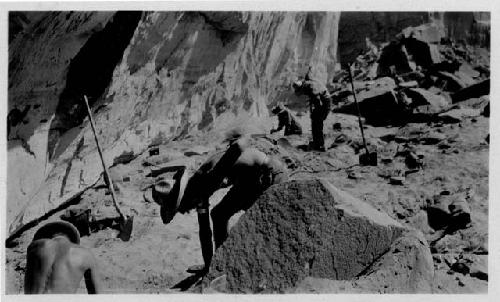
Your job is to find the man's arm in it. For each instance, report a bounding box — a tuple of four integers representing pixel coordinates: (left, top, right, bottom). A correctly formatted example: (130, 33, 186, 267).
(24, 241, 51, 294)
(84, 252, 101, 294)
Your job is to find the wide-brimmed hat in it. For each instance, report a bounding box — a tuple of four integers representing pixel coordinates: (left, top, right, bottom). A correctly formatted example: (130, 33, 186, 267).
(152, 179, 176, 204)
(33, 221, 80, 244)
(151, 172, 189, 224)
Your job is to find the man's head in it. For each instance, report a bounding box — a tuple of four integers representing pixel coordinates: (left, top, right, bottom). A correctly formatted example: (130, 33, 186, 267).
(33, 221, 80, 244)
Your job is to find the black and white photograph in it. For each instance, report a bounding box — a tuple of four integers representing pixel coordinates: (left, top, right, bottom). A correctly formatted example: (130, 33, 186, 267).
(1, 1, 494, 296)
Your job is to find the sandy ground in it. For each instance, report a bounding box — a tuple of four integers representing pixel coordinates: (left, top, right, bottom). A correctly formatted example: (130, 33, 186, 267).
(5, 111, 489, 294)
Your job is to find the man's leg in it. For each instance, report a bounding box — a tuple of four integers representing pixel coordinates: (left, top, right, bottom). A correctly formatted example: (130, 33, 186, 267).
(210, 187, 248, 248)
(311, 113, 325, 151)
(197, 209, 213, 272)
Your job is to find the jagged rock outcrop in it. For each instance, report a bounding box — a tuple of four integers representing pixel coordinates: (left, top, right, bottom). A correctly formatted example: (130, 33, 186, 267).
(8, 11, 340, 239)
(206, 179, 432, 293)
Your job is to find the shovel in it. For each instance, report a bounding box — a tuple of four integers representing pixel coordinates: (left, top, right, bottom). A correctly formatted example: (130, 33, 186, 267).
(83, 95, 134, 241)
(346, 66, 377, 166)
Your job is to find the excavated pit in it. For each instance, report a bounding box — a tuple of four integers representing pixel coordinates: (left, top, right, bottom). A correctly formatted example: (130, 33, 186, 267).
(48, 11, 142, 160)
(206, 179, 423, 293)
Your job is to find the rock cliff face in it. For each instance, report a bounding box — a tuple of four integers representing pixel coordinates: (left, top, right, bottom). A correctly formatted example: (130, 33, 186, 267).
(338, 12, 431, 64)
(337, 12, 489, 64)
(8, 11, 340, 238)
(8, 12, 116, 235)
(7, 11, 489, 239)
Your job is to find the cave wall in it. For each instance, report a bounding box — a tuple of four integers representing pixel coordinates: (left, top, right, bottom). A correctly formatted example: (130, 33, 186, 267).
(7, 12, 115, 233)
(7, 11, 340, 238)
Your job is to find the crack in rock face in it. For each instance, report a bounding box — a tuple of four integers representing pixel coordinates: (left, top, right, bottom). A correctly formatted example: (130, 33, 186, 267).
(206, 179, 421, 293)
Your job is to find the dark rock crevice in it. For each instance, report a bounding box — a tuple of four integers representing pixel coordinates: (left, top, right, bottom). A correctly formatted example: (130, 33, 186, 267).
(48, 11, 142, 161)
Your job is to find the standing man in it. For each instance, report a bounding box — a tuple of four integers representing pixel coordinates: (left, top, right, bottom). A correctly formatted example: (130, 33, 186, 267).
(153, 134, 288, 275)
(24, 221, 101, 294)
(293, 67, 331, 151)
(270, 104, 303, 136)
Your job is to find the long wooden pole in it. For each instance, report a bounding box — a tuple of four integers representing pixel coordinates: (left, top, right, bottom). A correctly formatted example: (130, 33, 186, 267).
(347, 66, 370, 155)
(83, 95, 125, 220)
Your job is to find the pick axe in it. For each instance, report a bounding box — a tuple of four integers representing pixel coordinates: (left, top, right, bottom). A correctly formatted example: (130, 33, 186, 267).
(83, 95, 134, 241)
(346, 65, 377, 166)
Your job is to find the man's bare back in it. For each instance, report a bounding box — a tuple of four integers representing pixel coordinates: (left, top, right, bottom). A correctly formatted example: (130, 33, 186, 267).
(24, 222, 100, 294)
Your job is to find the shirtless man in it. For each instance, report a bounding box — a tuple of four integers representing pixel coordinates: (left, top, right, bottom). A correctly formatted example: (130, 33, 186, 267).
(153, 134, 288, 275)
(270, 104, 303, 136)
(24, 221, 101, 294)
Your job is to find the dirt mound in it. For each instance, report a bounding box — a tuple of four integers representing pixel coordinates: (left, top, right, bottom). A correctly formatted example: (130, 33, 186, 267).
(205, 179, 431, 293)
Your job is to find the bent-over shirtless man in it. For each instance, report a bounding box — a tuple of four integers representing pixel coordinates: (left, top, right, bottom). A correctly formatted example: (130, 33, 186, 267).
(152, 134, 288, 275)
(24, 221, 101, 294)
(270, 104, 303, 136)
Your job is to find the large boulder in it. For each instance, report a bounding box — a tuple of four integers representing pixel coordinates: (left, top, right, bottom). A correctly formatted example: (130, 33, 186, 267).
(403, 37, 442, 69)
(436, 71, 467, 92)
(452, 79, 490, 103)
(403, 88, 449, 116)
(206, 179, 431, 293)
(376, 41, 414, 77)
(336, 89, 406, 126)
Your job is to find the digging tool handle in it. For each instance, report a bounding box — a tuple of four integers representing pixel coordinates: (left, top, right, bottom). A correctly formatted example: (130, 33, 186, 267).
(83, 95, 126, 220)
(347, 66, 370, 154)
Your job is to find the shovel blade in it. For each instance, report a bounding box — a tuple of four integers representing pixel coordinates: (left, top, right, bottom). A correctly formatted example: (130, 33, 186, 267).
(359, 152, 378, 166)
(117, 216, 134, 241)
